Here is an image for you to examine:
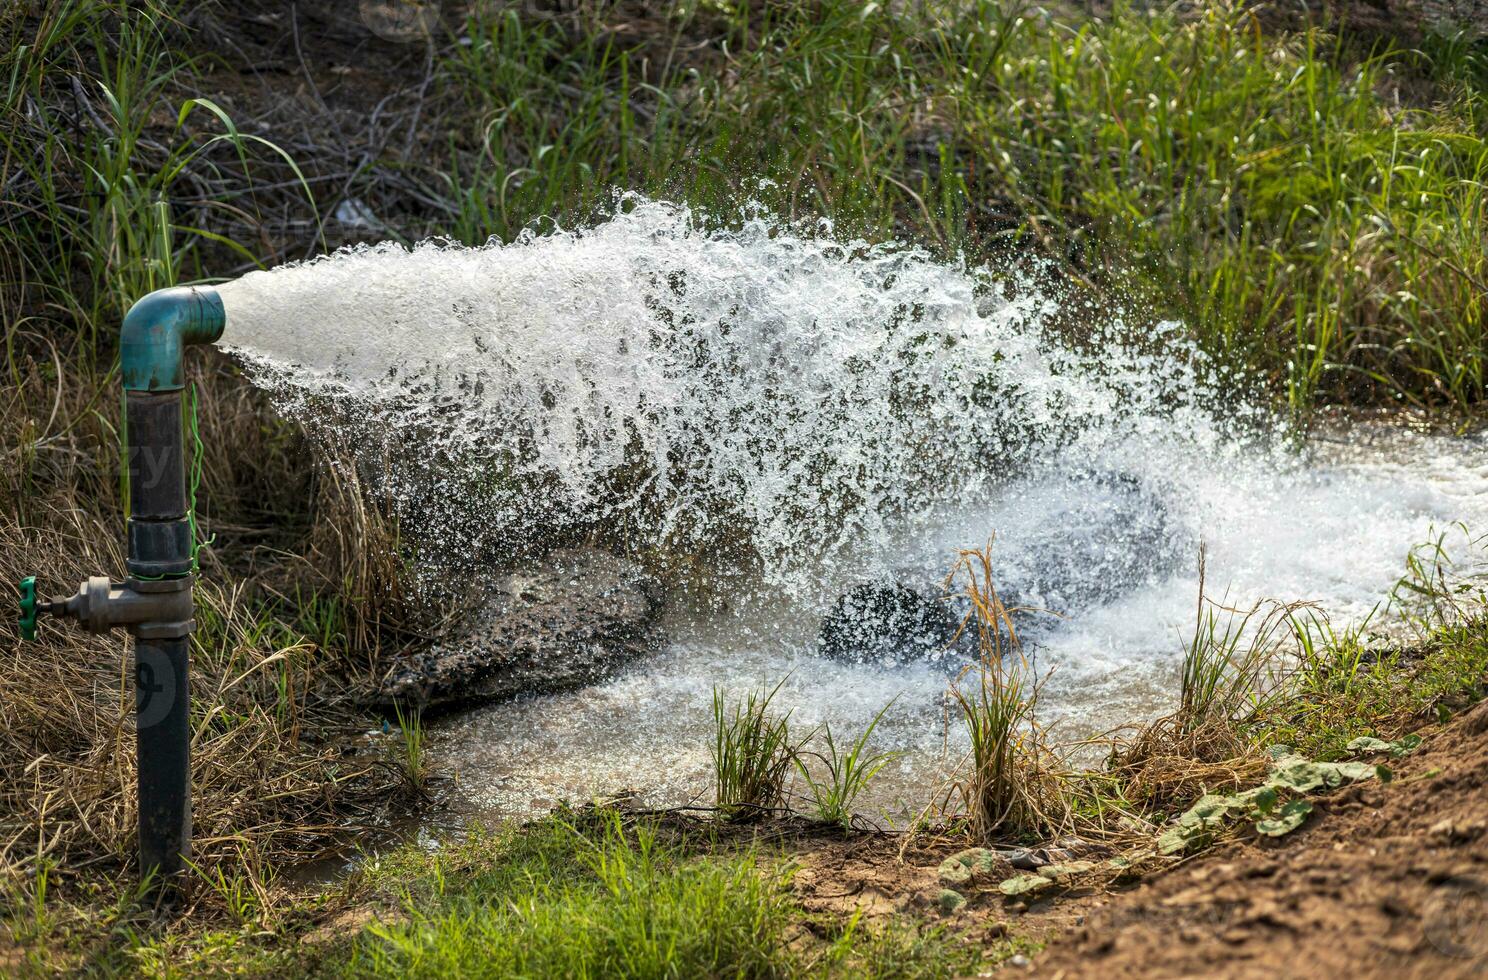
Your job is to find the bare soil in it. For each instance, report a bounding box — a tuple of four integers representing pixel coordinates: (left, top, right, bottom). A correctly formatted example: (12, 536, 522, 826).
(1026, 699, 1488, 978)
(776, 699, 1488, 976)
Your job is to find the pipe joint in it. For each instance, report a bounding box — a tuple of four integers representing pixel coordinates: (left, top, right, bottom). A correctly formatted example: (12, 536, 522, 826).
(120, 286, 225, 392)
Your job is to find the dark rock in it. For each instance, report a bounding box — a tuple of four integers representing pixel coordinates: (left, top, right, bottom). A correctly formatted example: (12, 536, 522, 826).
(1012, 468, 1186, 611)
(999, 848, 1043, 871)
(375, 548, 662, 712)
(817, 582, 965, 665)
(816, 468, 1187, 666)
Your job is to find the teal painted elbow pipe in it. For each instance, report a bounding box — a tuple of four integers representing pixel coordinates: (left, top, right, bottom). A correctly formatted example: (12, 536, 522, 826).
(120, 285, 226, 391)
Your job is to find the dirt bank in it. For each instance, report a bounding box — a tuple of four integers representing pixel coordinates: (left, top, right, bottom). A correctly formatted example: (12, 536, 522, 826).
(1023, 699, 1488, 978)
(776, 698, 1488, 976)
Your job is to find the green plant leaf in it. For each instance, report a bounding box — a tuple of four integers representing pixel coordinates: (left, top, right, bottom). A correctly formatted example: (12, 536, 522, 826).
(1268, 759, 1328, 791)
(937, 849, 986, 885)
(1346, 734, 1422, 758)
(1180, 793, 1244, 827)
(1268, 758, 1379, 792)
(1158, 824, 1202, 855)
(999, 874, 1053, 896)
(938, 888, 967, 913)
(1255, 799, 1312, 836)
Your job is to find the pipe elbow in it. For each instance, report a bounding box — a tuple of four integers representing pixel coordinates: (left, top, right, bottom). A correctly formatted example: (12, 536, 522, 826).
(121, 286, 226, 392)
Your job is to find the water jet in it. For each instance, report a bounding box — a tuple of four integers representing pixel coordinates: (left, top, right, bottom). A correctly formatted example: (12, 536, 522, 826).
(18, 284, 224, 886)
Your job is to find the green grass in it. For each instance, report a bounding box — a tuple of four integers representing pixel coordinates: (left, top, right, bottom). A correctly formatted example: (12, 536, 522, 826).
(391, 704, 430, 798)
(337, 813, 792, 978)
(1261, 525, 1488, 757)
(1273, 602, 1488, 760)
(1, 810, 984, 977)
(712, 680, 799, 818)
(433, 0, 1487, 413)
(1, 0, 307, 361)
(327, 811, 976, 979)
(794, 698, 901, 831)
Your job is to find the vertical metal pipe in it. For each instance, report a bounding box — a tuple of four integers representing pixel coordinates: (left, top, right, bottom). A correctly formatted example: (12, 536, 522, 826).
(134, 636, 191, 878)
(125, 390, 194, 881)
(19, 286, 223, 888)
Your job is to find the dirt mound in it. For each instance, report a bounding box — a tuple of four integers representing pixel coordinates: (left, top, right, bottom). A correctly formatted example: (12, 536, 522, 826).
(1027, 699, 1488, 978)
(760, 699, 1488, 975)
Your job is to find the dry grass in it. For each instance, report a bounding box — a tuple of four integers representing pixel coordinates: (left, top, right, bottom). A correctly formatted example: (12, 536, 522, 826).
(0, 515, 403, 899)
(1104, 550, 1303, 809)
(1, 343, 410, 912)
(303, 443, 412, 668)
(942, 540, 1070, 843)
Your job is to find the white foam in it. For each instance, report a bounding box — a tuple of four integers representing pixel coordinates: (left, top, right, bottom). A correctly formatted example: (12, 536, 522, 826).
(218, 196, 1244, 584)
(215, 197, 1488, 818)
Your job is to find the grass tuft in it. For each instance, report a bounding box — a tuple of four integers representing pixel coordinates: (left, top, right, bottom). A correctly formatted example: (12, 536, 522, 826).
(794, 698, 902, 831)
(712, 679, 799, 819)
(1107, 549, 1300, 808)
(392, 704, 430, 799)
(943, 541, 1069, 842)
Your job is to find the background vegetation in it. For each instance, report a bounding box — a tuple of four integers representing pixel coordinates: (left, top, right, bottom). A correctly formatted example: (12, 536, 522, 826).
(1, 0, 1484, 973)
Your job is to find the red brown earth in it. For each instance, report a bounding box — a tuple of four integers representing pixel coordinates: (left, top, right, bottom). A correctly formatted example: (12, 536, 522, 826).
(780, 698, 1488, 977)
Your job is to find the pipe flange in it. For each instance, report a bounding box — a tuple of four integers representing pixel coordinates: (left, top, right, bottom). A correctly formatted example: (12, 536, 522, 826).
(127, 575, 194, 594)
(133, 620, 196, 640)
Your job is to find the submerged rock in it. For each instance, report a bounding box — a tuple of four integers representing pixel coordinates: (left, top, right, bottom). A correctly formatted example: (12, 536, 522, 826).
(376, 548, 662, 712)
(1008, 468, 1187, 612)
(817, 582, 965, 666)
(817, 469, 1187, 665)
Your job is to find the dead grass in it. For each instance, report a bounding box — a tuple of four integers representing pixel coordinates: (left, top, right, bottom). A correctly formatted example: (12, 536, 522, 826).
(1104, 550, 1304, 810)
(941, 540, 1071, 843)
(0, 343, 410, 915)
(0, 4, 434, 919)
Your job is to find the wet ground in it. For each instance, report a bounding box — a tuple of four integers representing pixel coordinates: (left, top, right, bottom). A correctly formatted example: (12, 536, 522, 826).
(432, 422, 1488, 823)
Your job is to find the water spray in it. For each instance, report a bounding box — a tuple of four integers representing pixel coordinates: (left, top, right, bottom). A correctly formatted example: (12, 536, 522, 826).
(18, 285, 224, 887)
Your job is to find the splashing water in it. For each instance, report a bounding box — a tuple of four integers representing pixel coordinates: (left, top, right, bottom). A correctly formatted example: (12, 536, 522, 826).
(217, 197, 1488, 819)
(219, 197, 1246, 582)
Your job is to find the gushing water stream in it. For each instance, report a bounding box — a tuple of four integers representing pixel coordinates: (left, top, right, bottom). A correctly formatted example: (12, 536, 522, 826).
(217, 198, 1488, 820)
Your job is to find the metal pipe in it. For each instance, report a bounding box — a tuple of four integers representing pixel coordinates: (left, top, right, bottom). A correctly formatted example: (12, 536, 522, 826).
(18, 284, 224, 887)
(120, 285, 225, 393)
(135, 636, 192, 878)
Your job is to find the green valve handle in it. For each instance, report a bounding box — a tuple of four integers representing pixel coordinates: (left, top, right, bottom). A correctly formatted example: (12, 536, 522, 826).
(19, 576, 38, 641)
